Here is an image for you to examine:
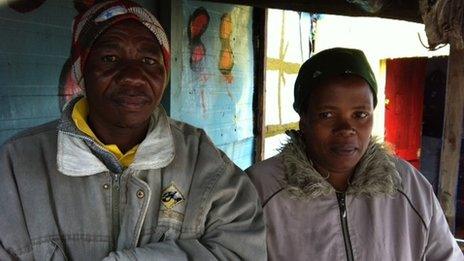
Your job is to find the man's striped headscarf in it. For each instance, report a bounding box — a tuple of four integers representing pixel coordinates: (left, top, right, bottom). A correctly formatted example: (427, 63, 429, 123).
(70, 0, 170, 90)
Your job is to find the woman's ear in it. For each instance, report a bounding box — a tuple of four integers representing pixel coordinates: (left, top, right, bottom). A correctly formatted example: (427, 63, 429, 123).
(299, 116, 307, 134)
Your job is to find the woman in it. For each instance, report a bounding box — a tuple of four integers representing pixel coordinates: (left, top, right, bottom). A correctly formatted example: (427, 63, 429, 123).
(247, 47, 463, 260)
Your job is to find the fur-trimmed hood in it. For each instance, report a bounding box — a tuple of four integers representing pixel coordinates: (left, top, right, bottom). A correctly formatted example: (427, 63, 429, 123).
(280, 130, 402, 199)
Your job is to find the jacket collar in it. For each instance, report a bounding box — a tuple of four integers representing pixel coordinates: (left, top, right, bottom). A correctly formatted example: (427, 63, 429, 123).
(56, 96, 175, 176)
(280, 130, 402, 199)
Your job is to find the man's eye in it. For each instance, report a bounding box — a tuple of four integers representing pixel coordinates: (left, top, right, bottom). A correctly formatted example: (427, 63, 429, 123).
(354, 111, 369, 119)
(101, 55, 117, 62)
(142, 57, 156, 65)
(319, 112, 333, 119)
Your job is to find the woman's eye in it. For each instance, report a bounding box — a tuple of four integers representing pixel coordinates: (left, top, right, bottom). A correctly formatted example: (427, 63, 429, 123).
(101, 55, 117, 63)
(319, 112, 333, 119)
(354, 111, 369, 119)
(142, 57, 156, 65)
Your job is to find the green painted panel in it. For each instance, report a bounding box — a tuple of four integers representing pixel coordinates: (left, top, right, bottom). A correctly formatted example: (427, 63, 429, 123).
(0, 96, 60, 121)
(0, 61, 65, 86)
(0, 0, 168, 145)
(0, 0, 74, 144)
(0, 116, 58, 131)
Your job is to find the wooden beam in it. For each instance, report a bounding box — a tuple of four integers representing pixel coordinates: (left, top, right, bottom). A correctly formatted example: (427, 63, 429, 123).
(265, 122, 299, 138)
(252, 8, 267, 162)
(196, 0, 422, 23)
(439, 44, 464, 232)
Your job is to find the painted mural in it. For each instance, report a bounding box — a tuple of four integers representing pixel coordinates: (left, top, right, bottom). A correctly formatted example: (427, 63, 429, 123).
(188, 7, 209, 72)
(171, 1, 254, 169)
(187, 7, 235, 84)
(218, 12, 234, 83)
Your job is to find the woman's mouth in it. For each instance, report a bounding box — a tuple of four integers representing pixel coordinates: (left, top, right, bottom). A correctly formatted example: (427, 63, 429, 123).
(330, 145, 358, 156)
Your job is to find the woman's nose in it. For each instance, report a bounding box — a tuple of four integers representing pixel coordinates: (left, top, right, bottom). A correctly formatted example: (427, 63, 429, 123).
(333, 119, 356, 136)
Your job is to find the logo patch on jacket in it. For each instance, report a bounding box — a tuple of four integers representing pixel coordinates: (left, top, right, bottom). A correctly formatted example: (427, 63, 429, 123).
(161, 183, 185, 209)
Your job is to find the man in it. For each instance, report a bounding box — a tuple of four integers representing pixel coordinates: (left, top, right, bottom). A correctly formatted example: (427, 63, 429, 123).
(0, 1, 266, 260)
(246, 48, 463, 260)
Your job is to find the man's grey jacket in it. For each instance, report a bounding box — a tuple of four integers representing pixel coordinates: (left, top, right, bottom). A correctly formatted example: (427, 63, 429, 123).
(0, 98, 266, 260)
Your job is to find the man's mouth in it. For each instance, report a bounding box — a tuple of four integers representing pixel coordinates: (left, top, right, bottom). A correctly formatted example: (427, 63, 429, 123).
(112, 93, 151, 111)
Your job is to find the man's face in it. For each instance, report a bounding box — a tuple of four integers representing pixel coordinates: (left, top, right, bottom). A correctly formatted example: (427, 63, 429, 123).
(299, 75, 374, 176)
(84, 19, 166, 129)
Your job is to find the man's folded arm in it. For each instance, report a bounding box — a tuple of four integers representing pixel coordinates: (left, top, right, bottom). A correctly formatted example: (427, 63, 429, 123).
(104, 163, 267, 261)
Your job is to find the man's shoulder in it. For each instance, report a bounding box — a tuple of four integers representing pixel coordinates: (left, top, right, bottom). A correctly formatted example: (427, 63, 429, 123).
(166, 117, 227, 163)
(168, 118, 206, 138)
(1, 120, 59, 177)
(167, 118, 219, 151)
(392, 157, 438, 223)
(2, 120, 59, 147)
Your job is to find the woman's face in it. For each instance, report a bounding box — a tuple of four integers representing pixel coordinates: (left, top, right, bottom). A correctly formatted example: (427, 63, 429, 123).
(299, 75, 374, 177)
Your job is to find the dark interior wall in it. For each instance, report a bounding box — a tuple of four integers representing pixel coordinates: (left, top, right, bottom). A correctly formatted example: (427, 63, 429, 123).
(419, 56, 448, 192)
(0, 0, 161, 145)
(457, 138, 464, 238)
(418, 56, 464, 238)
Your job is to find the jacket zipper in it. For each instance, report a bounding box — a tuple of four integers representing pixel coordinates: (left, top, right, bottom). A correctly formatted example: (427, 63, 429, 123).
(336, 192, 354, 261)
(60, 131, 123, 246)
(59, 130, 107, 152)
(111, 173, 121, 247)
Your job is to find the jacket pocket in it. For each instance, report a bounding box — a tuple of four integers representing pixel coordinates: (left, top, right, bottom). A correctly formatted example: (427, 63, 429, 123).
(145, 225, 182, 244)
(32, 240, 67, 261)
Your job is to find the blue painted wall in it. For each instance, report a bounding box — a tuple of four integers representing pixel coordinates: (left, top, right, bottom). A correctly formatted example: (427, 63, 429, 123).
(170, 0, 255, 169)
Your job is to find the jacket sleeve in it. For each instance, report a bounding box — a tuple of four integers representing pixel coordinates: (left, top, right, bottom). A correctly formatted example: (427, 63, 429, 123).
(103, 159, 267, 261)
(0, 143, 35, 261)
(0, 244, 15, 261)
(422, 190, 464, 260)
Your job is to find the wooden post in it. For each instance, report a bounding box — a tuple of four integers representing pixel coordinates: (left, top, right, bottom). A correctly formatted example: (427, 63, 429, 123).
(252, 8, 267, 162)
(439, 44, 464, 232)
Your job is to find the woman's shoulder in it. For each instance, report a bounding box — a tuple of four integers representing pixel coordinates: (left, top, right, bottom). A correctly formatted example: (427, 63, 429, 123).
(246, 155, 286, 205)
(392, 157, 437, 223)
(393, 157, 434, 195)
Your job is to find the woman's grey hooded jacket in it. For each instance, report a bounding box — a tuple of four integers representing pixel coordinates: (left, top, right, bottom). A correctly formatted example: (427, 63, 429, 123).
(0, 98, 266, 260)
(246, 131, 463, 261)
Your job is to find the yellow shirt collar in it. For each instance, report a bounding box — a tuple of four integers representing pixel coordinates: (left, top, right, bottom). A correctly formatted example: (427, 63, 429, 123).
(71, 97, 138, 168)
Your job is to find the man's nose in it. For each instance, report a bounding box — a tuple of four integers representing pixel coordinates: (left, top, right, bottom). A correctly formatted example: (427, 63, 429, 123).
(333, 119, 356, 137)
(115, 60, 146, 86)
